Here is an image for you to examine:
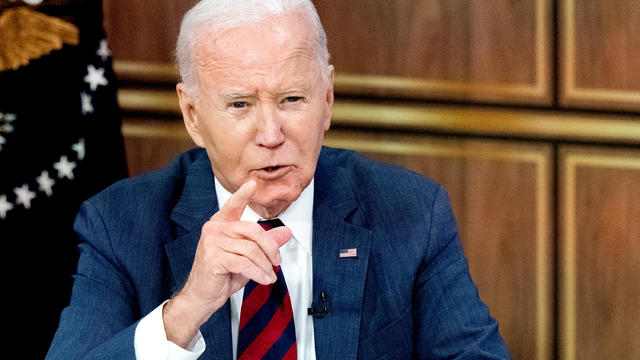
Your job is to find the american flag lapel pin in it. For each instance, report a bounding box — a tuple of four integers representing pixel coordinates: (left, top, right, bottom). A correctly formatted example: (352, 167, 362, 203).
(339, 248, 358, 258)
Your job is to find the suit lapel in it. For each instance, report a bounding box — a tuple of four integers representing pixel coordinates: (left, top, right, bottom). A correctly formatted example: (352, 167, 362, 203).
(312, 154, 373, 360)
(165, 150, 217, 293)
(164, 150, 233, 360)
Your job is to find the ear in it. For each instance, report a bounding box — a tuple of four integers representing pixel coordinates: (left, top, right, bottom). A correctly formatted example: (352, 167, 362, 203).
(177, 83, 205, 148)
(322, 65, 335, 132)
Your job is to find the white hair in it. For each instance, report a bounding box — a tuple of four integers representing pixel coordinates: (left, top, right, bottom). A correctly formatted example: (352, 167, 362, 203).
(176, 0, 330, 99)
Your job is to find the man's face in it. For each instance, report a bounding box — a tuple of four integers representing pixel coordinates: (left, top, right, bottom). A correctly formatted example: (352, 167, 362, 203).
(178, 11, 334, 218)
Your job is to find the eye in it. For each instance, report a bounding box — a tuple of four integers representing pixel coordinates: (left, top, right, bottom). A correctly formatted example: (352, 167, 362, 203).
(231, 101, 246, 109)
(284, 96, 302, 103)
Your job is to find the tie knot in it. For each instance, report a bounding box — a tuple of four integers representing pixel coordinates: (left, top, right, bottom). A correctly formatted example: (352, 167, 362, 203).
(258, 218, 284, 230)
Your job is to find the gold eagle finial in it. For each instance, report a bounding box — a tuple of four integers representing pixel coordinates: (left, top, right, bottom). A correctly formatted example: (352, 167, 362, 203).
(0, 5, 79, 71)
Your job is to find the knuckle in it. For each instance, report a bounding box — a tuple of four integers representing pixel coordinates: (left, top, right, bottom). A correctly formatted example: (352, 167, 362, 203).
(260, 234, 279, 253)
(242, 241, 263, 259)
(229, 256, 251, 274)
(202, 219, 223, 235)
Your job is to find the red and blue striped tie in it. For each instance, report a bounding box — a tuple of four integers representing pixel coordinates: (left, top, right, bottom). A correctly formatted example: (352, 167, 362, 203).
(237, 219, 297, 360)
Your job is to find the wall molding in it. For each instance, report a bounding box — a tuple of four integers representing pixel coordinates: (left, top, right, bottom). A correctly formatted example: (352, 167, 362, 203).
(559, 147, 640, 360)
(333, 0, 551, 105)
(560, 0, 640, 111)
(117, 85, 640, 145)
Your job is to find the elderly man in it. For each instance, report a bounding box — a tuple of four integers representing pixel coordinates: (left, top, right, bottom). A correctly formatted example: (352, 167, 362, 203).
(47, 0, 510, 359)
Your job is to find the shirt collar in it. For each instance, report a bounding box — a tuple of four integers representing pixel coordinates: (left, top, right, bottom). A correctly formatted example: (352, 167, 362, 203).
(214, 177, 314, 255)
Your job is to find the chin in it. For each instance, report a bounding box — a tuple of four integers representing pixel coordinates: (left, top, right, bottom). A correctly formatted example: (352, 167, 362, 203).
(257, 187, 298, 206)
(253, 182, 302, 216)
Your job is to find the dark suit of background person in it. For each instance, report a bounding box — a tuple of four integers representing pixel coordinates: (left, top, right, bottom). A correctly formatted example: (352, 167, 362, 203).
(47, 146, 509, 359)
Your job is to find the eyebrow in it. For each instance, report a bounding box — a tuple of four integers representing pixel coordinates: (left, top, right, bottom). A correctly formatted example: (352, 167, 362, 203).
(220, 91, 255, 102)
(277, 84, 312, 96)
(220, 83, 312, 102)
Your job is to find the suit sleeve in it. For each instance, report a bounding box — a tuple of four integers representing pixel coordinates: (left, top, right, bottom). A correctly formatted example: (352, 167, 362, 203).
(46, 200, 139, 359)
(412, 186, 511, 359)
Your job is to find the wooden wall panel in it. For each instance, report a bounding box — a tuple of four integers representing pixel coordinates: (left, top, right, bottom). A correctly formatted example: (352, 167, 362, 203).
(325, 130, 553, 360)
(560, 147, 640, 360)
(102, 0, 197, 62)
(315, 0, 551, 105)
(122, 117, 193, 176)
(560, 0, 640, 111)
(103, 0, 551, 106)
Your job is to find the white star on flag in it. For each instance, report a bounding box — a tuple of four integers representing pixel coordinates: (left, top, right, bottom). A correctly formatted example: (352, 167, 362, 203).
(37, 171, 56, 197)
(72, 138, 86, 160)
(1, 112, 16, 122)
(96, 39, 112, 62)
(0, 194, 14, 219)
(54, 155, 77, 180)
(84, 64, 108, 91)
(80, 92, 94, 115)
(0, 123, 14, 133)
(14, 184, 36, 209)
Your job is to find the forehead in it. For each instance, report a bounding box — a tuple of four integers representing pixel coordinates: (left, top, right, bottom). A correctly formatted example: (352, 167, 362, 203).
(193, 12, 320, 86)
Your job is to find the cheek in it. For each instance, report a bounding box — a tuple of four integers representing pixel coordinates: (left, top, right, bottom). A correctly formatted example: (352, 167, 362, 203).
(288, 121, 324, 179)
(198, 112, 249, 154)
(200, 123, 251, 176)
(209, 137, 246, 170)
(306, 113, 328, 150)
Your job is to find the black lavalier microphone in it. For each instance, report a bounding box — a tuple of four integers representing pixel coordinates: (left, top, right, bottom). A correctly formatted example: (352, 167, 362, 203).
(307, 290, 330, 318)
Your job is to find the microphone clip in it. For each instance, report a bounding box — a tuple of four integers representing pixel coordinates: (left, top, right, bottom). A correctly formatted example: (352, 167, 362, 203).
(307, 290, 330, 318)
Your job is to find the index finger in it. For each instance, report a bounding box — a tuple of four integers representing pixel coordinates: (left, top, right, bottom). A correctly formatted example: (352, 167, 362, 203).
(214, 179, 257, 221)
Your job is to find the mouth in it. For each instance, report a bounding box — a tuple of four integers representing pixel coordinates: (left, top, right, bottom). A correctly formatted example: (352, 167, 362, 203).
(254, 164, 292, 179)
(263, 165, 282, 172)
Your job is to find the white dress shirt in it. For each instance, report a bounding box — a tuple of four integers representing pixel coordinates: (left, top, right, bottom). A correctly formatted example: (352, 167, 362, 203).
(134, 177, 316, 360)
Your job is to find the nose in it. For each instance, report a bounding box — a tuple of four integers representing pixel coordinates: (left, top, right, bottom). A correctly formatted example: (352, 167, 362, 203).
(255, 104, 285, 148)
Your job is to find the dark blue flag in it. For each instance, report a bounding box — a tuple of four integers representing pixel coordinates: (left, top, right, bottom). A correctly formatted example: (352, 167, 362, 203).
(0, 0, 127, 356)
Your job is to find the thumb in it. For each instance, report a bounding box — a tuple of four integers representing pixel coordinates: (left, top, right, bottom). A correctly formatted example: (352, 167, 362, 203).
(267, 226, 292, 248)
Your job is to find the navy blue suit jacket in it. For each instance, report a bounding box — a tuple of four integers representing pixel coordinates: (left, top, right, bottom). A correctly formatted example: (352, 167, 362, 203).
(47, 147, 510, 359)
